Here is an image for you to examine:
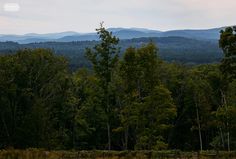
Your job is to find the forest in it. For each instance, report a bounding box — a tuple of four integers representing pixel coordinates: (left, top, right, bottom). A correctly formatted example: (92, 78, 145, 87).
(0, 36, 222, 70)
(0, 25, 235, 152)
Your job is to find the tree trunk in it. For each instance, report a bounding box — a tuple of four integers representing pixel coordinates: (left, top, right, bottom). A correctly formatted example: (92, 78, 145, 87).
(124, 126, 129, 150)
(107, 122, 111, 150)
(227, 131, 230, 151)
(220, 90, 230, 151)
(105, 80, 111, 150)
(1, 113, 10, 142)
(219, 128, 225, 149)
(195, 101, 203, 151)
(137, 79, 141, 100)
(72, 106, 76, 149)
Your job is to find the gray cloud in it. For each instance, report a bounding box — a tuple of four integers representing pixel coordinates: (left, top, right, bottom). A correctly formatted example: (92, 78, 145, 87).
(0, 0, 235, 34)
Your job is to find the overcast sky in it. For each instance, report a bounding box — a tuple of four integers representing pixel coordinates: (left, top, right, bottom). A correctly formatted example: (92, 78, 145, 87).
(0, 0, 235, 34)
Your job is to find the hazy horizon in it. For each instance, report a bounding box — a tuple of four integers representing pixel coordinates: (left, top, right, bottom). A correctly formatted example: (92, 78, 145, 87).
(0, 0, 235, 34)
(0, 25, 232, 36)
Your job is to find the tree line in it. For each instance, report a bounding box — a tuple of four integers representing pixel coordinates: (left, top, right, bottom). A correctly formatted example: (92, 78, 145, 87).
(0, 25, 235, 151)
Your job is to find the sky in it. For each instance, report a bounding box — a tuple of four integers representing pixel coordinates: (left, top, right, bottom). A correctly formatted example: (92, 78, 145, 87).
(0, 0, 235, 34)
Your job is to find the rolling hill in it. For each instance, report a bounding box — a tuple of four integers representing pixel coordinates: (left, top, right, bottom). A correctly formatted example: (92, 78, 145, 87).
(0, 36, 222, 70)
(0, 27, 224, 44)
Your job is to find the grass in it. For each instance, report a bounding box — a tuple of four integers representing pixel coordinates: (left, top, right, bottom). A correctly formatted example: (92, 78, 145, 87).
(0, 149, 236, 159)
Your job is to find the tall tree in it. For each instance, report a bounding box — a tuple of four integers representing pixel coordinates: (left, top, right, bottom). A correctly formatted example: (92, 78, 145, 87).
(219, 26, 236, 151)
(115, 47, 140, 150)
(219, 26, 236, 80)
(86, 23, 119, 150)
(116, 44, 176, 150)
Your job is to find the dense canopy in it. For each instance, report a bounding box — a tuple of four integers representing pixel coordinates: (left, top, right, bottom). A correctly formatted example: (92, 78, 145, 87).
(0, 27, 235, 151)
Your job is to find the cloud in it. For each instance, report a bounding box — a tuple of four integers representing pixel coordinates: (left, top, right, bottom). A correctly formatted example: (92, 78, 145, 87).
(3, 3, 20, 12)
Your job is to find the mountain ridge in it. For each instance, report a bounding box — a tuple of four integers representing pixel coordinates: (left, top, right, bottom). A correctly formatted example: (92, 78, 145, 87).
(0, 26, 229, 44)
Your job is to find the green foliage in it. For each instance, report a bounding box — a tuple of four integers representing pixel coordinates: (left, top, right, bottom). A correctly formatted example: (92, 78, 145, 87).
(85, 24, 120, 150)
(219, 27, 236, 80)
(72, 69, 107, 149)
(134, 85, 176, 150)
(115, 43, 176, 150)
(0, 49, 76, 149)
(0, 27, 235, 152)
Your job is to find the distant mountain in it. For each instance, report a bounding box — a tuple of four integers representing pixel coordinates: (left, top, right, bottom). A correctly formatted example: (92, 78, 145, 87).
(108, 28, 162, 33)
(0, 27, 227, 44)
(57, 33, 98, 42)
(56, 29, 162, 42)
(0, 35, 33, 42)
(159, 28, 223, 40)
(130, 28, 162, 33)
(18, 38, 54, 44)
(0, 31, 80, 43)
(112, 29, 160, 39)
(54, 27, 223, 42)
(24, 31, 80, 39)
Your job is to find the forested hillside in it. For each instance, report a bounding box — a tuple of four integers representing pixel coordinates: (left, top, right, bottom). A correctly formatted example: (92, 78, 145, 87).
(0, 36, 222, 70)
(0, 26, 235, 152)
